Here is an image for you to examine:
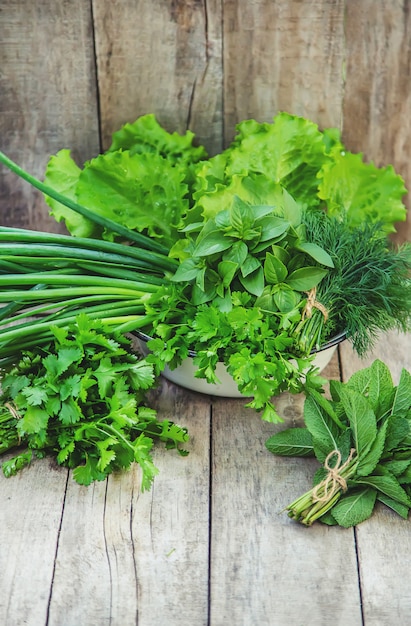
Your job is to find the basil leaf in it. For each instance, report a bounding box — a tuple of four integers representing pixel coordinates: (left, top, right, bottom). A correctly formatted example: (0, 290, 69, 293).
(258, 216, 290, 242)
(273, 286, 300, 313)
(281, 188, 302, 226)
(218, 260, 238, 288)
(222, 240, 248, 265)
(286, 266, 328, 291)
(295, 241, 334, 268)
(239, 266, 265, 296)
(193, 229, 234, 256)
(241, 254, 261, 278)
(264, 253, 288, 284)
(171, 258, 202, 282)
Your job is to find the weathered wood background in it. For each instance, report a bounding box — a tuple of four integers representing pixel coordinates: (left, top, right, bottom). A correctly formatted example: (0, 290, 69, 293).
(1, 2, 411, 626)
(1, 0, 410, 244)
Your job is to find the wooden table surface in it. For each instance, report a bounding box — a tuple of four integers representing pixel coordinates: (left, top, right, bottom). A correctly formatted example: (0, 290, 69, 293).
(1, 330, 410, 626)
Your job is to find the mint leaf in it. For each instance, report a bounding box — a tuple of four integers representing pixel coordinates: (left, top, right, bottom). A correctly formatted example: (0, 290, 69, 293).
(330, 488, 377, 528)
(356, 419, 388, 477)
(384, 416, 410, 453)
(303, 394, 341, 462)
(353, 475, 411, 507)
(339, 388, 377, 458)
(377, 493, 410, 519)
(265, 428, 314, 457)
(392, 368, 411, 418)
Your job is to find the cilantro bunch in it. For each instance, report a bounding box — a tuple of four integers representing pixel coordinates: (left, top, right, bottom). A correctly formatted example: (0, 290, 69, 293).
(0, 314, 188, 488)
(266, 360, 411, 527)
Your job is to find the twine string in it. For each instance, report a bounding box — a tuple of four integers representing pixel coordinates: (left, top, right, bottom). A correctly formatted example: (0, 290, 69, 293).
(302, 286, 328, 322)
(312, 448, 356, 503)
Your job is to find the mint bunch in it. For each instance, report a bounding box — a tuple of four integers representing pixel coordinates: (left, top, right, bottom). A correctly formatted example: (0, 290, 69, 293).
(266, 360, 411, 526)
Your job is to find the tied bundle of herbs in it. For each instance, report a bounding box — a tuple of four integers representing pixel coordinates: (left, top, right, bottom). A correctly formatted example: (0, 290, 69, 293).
(0, 314, 188, 489)
(294, 212, 411, 355)
(266, 360, 411, 527)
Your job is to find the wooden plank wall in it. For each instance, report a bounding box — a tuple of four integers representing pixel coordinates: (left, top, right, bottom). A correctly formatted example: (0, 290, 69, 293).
(1, 0, 410, 245)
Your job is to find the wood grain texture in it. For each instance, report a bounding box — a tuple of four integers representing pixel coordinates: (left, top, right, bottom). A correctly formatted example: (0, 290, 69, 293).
(0, 458, 68, 626)
(92, 0, 224, 154)
(209, 380, 363, 626)
(0, 0, 100, 232)
(343, 0, 411, 244)
(222, 0, 346, 143)
(46, 381, 211, 626)
(339, 330, 411, 623)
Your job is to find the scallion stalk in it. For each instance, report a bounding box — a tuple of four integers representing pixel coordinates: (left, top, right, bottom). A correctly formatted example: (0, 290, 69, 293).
(0, 151, 170, 256)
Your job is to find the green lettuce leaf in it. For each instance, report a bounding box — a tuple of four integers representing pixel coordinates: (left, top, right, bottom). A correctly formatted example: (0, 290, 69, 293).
(318, 151, 407, 233)
(108, 113, 207, 166)
(76, 151, 188, 246)
(44, 149, 94, 237)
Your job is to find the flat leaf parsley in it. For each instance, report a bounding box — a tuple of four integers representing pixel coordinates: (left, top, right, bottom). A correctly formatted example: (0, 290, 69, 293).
(0, 314, 188, 489)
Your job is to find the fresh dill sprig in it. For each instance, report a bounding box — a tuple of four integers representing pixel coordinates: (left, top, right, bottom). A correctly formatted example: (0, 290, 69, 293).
(297, 212, 411, 355)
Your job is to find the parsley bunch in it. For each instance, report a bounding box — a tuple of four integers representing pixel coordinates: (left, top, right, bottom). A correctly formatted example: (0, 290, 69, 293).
(266, 360, 411, 527)
(143, 284, 326, 423)
(0, 314, 188, 488)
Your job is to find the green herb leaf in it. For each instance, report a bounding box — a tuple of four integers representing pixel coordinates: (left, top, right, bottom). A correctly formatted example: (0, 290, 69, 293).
(286, 267, 328, 291)
(303, 394, 341, 462)
(352, 475, 411, 507)
(356, 418, 388, 477)
(264, 253, 288, 284)
(339, 387, 377, 458)
(376, 493, 409, 519)
(16, 406, 49, 435)
(391, 368, 411, 418)
(294, 241, 334, 268)
(265, 428, 314, 457)
(330, 488, 377, 528)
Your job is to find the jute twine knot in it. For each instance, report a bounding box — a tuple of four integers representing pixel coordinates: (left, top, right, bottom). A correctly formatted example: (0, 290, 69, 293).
(5, 402, 20, 420)
(312, 448, 356, 503)
(5, 402, 22, 444)
(302, 286, 328, 322)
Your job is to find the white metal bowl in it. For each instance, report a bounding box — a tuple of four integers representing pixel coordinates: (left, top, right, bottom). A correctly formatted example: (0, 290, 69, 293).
(136, 331, 346, 398)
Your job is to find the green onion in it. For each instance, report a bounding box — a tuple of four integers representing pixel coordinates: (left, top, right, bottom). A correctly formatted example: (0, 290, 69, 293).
(0, 151, 170, 256)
